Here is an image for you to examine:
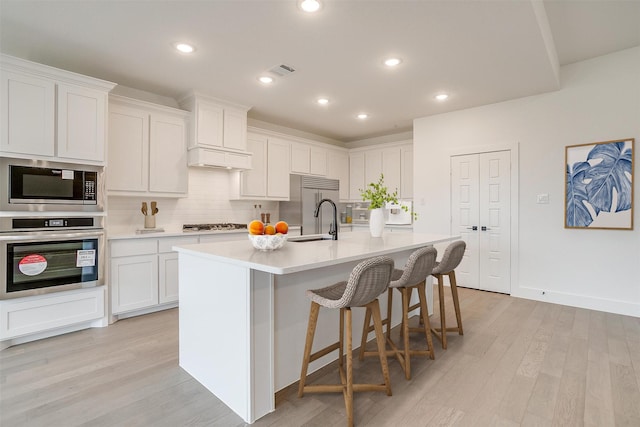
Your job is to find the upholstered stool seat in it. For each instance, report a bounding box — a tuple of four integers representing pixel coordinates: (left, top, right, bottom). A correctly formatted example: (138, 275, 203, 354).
(359, 246, 438, 380)
(431, 240, 467, 349)
(298, 256, 395, 427)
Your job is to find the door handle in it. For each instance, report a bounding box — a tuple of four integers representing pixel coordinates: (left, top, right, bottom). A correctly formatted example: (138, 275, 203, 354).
(481, 226, 490, 231)
(466, 226, 478, 231)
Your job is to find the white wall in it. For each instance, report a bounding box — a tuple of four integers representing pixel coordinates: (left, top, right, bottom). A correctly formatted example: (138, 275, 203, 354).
(413, 46, 640, 317)
(107, 168, 278, 234)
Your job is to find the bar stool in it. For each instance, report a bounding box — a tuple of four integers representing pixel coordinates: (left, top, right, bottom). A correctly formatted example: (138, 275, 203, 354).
(359, 246, 438, 380)
(431, 240, 467, 349)
(298, 256, 395, 427)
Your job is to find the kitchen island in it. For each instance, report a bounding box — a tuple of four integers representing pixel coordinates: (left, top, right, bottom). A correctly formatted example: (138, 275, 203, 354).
(173, 231, 458, 423)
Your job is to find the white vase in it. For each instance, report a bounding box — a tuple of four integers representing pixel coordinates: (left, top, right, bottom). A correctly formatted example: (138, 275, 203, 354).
(369, 208, 385, 237)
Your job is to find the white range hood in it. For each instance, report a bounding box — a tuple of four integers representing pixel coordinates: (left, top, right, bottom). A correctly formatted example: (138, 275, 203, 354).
(187, 147, 252, 170)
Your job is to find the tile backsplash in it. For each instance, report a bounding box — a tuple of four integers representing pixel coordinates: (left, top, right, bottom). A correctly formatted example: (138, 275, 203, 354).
(107, 168, 279, 233)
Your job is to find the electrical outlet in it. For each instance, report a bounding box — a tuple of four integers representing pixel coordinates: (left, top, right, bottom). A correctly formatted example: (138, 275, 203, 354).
(536, 193, 549, 204)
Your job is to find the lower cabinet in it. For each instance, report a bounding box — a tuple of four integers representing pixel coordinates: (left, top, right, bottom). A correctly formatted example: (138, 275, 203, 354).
(110, 236, 198, 316)
(0, 287, 105, 342)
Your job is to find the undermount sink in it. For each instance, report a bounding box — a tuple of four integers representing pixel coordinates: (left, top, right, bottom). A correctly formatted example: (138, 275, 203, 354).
(289, 234, 335, 243)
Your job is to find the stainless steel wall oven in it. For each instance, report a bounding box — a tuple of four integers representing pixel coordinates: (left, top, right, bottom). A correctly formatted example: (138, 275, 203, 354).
(0, 217, 105, 299)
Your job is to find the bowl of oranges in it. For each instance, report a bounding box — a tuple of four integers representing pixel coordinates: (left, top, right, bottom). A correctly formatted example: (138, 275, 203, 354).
(248, 220, 289, 251)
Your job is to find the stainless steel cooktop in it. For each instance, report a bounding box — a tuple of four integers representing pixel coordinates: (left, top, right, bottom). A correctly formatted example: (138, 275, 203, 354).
(182, 223, 247, 232)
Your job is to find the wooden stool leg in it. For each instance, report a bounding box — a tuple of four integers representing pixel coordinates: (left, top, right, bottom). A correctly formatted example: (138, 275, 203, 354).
(299, 301, 320, 397)
(417, 282, 435, 359)
(345, 308, 354, 427)
(401, 287, 411, 380)
(431, 274, 448, 349)
(386, 289, 393, 339)
(370, 300, 392, 396)
(340, 308, 346, 369)
(358, 307, 371, 361)
(449, 272, 464, 335)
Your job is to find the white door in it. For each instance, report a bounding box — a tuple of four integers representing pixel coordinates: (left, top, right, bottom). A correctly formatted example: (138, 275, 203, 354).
(451, 151, 511, 294)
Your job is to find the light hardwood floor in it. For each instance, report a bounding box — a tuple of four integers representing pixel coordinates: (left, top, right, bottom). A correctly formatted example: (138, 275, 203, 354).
(1, 287, 639, 426)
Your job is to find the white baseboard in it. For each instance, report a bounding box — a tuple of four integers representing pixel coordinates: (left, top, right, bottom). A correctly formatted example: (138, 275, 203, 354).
(512, 286, 640, 318)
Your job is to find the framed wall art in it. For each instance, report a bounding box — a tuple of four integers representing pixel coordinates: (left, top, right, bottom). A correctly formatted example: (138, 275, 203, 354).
(565, 138, 634, 229)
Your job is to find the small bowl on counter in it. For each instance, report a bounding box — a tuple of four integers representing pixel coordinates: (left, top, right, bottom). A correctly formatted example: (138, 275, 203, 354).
(248, 233, 288, 251)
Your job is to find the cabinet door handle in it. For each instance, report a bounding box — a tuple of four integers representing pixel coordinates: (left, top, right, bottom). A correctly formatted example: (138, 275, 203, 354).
(466, 226, 478, 231)
(481, 226, 490, 231)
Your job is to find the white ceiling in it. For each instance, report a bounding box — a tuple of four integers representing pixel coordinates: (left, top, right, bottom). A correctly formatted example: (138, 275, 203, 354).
(1, 0, 638, 143)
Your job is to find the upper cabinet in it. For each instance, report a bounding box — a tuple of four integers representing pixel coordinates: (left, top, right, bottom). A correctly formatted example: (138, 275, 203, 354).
(230, 131, 290, 200)
(179, 92, 252, 169)
(107, 95, 188, 197)
(0, 54, 115, 165)
(325, 148, 350, 201)
(290, 142, 327, 176)
(349, 141, 413, 201)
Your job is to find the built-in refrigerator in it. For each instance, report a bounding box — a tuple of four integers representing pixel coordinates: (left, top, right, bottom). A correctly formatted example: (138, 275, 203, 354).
(280, 175, 340, 235)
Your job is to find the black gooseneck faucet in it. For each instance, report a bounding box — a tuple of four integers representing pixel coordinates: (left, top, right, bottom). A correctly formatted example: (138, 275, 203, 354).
(314, 198, 338, 240)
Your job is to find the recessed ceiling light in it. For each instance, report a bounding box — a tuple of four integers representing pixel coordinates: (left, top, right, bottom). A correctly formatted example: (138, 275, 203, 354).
(435, 94, 449, 101)
(300, 0, 321, 13)
(175, 43, 195, 53)
(357, 113, 368, 120)
(317, 98, 329, 105)
(384, 58, 402, 67)
(258, 76, 274, 84)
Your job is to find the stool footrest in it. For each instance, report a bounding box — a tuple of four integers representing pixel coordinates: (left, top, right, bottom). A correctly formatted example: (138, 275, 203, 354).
(302, 384, 388, 394)
(432, 327, 463, 333)
(309, 342, 341, 363)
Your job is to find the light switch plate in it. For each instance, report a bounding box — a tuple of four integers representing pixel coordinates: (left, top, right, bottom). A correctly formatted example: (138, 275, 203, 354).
(537, 193, 549, 204)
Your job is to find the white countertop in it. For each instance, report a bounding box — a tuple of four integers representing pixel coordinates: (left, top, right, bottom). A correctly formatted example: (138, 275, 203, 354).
(173, 231, 457, 275)
(107, 226, 301, 240)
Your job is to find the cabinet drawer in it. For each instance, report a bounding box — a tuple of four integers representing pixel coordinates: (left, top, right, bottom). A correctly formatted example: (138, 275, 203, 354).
(158, 236, 199, 253)
(110, 239, 157, 257)
(0, 288, 104, 339)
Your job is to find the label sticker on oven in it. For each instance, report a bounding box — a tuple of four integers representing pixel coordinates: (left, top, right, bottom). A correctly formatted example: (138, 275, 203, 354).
(76, 249, 96, 267)
(19, 254, 48, 276)
(62, 170, 74, 180)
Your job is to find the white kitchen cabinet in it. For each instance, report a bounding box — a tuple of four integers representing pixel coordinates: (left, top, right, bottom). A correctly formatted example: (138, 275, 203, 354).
(0, 55, 114, 164)
(179, 92, 252, 168)
(267, 137, 291, 199)
(232, 132, 290, 200)
(156, 237, 199, 304)
(400, 144, 413, 198)
(0, 287, 105, 342)
(57, 84, 107, 162)
(241, 134, 268, 197)
(108, 95, 188, 197)
(349, 142, 412, 201)
(364, 149, 383, 186)
(326, 149, 350, 201)
(290, 142, 327, 176)
(382, 147, 401, 196)
(291, 143, 310, 174)
(110, 235, 198, 317)
(111, 254, 158, 314)
(0, 70, 55, 157)
(349, 152, 365, 201)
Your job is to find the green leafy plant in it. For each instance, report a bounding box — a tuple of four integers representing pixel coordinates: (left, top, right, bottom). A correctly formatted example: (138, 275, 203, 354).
(360, 174, 417, 219)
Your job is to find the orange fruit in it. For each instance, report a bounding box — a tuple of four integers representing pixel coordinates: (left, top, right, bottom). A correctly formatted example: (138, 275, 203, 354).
(248, 220, 265, 235)
(264, 224, 276, 235)
(275, 221, 288, 234)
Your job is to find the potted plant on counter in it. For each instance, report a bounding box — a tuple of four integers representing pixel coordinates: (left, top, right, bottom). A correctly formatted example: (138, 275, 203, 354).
(359, 174, 414, 237)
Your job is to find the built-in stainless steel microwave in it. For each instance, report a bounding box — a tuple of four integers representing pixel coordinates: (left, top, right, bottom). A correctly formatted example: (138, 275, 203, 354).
(1, 158, 104, 212)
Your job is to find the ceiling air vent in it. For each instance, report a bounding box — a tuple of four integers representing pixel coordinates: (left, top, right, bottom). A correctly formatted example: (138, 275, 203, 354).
(268, 64, 296, 77)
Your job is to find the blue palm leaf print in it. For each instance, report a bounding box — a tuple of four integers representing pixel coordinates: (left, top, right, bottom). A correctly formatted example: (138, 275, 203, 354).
(585, 142, 632, 213)
(566, 162, 593, 227)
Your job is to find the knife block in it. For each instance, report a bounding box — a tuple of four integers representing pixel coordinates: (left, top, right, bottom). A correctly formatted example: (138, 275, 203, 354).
(144, 215, 156, 229)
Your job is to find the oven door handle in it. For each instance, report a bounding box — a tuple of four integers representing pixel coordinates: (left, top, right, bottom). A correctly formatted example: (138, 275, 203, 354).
(0, 230, 104, 242)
